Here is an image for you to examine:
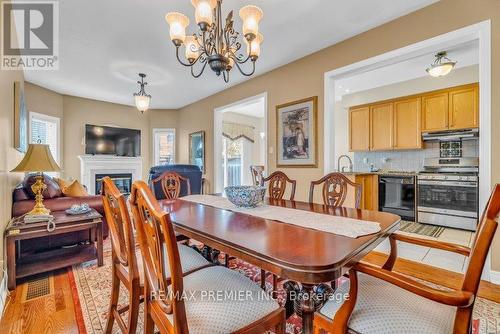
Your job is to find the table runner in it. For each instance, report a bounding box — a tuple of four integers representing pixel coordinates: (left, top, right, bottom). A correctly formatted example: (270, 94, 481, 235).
(181, 195, 381, 238)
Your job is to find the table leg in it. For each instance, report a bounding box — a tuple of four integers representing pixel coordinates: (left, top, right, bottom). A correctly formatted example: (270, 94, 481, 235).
(96, 224, 103, 266)
(7, 238, 16, 290)
(283, 281, 334, 334)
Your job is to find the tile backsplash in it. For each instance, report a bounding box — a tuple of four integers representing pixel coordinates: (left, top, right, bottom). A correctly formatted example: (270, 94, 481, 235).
(353, 139, 479, 172)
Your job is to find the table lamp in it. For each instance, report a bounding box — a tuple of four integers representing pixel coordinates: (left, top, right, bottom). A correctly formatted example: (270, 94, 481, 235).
(11, 143, 61, 216)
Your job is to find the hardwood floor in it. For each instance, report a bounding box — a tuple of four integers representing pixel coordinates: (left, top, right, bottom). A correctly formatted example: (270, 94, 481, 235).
(0, 269, 78, 334)
(0, 252, 499, 333)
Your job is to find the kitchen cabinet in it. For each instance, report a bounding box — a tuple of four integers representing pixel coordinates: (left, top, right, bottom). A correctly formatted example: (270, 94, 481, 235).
(349, 107, 370, 151)
(422, 92, 448, 132)
(393, 98, 422, 149)
(449, 85, 479, 130)
(370, 103, 393, 151)
(355, 174, 378, 211)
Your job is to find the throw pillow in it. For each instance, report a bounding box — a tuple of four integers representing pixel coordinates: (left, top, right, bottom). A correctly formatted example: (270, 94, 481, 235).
(62, 180, 89, 197)
(54, 177, 71, 190)
(23, 174, 62, 199)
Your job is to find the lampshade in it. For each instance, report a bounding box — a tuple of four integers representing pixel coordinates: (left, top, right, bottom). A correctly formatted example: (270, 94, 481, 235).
(165, 12, 190, 43)
(426, 62, 455, 77)
(246, 33, 263, 58)
(239, 5, 263, 39)
(191, 0, 217, 26)
(11, 144, 61, 172)
(185, 35, 200, 61)
(135, 94, 151, 113)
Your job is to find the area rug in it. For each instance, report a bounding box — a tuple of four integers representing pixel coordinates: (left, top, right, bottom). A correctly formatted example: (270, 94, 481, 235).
(70, 240, 499, 333)
(399, 220, 446, 238)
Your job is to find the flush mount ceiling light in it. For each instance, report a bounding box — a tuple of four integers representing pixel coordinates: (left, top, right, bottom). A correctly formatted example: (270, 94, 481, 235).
(165, 0, 263, 83)
(134, 73, 151, 113)
(426, 51, 457, 77)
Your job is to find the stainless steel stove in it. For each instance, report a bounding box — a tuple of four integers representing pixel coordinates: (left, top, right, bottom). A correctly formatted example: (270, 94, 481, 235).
(417, 157, 479, 231)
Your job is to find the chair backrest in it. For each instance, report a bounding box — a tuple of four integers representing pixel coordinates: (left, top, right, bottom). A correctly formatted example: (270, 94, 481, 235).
(309, 172, 362, 208)
(262, 171, 297, 200)
(151, 171, 191, 200)
(250, 165, 265, 186)
(101, 177, 139, 282)
(148, 164, 202, 199)
(130, 180, 188, 333)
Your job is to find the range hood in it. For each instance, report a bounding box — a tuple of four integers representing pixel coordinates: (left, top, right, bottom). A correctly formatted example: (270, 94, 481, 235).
(422, 128, 479, 141)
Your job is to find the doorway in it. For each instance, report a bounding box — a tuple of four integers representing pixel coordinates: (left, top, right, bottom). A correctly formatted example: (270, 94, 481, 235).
(214, 93, 267, 192)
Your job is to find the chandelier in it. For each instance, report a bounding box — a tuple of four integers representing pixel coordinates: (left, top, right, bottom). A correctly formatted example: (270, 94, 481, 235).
(134, 73, 151, 113)
(426, 51, 457, 77)
(165, 0, 263, 83)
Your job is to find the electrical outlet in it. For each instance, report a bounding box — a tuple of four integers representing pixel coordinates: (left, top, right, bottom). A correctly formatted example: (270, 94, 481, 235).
(363, 157, 368, 164)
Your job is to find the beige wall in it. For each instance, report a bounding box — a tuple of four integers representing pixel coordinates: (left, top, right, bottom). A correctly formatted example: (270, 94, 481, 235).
(335, 65, 479, 163)
(174, 0, 500, 270)
(0, 44, 24, 282)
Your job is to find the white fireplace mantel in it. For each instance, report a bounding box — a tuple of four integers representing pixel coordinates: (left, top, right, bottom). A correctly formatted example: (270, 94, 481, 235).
(78, 155, 142, 194)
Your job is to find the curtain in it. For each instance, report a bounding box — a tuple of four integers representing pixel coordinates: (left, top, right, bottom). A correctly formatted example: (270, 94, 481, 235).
(222, 122, 255, 143)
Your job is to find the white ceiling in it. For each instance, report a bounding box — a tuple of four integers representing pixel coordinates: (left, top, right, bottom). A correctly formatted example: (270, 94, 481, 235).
(22, 0, 437, 109)
(335, 40, 479, 101)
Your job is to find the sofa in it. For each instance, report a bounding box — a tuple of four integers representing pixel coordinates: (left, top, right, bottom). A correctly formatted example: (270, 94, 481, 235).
(12, 174, 108, 254)
(148, 164, 203, 199)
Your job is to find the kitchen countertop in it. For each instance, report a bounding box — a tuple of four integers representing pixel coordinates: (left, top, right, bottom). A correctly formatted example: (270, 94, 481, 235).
(339, 170, 419, 176)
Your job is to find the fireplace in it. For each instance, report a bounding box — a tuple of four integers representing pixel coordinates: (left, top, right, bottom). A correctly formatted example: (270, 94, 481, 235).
(95, 173, 133, 195)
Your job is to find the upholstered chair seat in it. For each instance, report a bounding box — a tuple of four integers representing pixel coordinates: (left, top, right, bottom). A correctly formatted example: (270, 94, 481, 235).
(163, 266, 280, 334)
(126, 244, 210, 284)
(319, 272, 456, 334)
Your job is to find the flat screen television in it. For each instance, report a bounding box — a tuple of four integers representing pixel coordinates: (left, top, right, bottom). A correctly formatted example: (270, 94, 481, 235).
(85, 124, 141, 157)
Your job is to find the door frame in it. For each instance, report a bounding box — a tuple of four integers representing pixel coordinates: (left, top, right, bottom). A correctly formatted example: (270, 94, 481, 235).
(213, 92, 268, 193)
(323, 20, 492, 281)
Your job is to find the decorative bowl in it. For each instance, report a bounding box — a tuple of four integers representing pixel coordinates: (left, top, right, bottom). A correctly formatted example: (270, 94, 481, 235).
(224, 185, 266, 208)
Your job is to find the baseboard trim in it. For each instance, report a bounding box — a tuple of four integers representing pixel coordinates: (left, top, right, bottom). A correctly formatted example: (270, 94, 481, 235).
(0, 272, 8, 317)
(490, 270, 500, 285)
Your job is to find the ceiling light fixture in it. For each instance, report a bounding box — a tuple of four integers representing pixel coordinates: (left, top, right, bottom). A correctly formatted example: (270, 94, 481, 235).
(134, 73, 151, 113)
(165, 0, 263, 83)
(426, 51, 457, 77)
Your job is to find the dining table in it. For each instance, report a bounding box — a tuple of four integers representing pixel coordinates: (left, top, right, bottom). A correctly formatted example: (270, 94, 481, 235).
(159, 196, 401, 334)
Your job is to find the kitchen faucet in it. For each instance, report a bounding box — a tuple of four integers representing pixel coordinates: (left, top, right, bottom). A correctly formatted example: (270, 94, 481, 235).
(337, 155, 353, 173)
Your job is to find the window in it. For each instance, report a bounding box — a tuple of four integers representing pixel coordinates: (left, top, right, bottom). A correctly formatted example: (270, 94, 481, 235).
(29, 112, 60, 164)
(153, 128, 175, 165)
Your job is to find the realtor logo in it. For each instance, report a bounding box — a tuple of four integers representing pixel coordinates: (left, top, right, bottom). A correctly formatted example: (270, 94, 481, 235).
(1, 1, 59, 70)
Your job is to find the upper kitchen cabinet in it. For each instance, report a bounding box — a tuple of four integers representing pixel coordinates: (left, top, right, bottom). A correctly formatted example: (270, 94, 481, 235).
(449, 84, 479, 130)
(393, 97, 422, 149)
(349, 106, 370, 151)
(422, 91, 448, 132)
(370, 103, 393, 151)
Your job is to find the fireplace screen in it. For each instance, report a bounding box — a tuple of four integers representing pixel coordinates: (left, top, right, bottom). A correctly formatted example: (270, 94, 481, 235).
(95, 173, 133, 195)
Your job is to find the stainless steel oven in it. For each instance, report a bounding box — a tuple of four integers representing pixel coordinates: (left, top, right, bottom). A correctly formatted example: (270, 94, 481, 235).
(379, 175, 415, 221)
(417, 172, 478, 231)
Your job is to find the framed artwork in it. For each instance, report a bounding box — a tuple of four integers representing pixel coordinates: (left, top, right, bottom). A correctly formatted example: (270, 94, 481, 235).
(276, 96, 318, 167)
(14, 81, 28, 153)
(189, 131, 205, 173)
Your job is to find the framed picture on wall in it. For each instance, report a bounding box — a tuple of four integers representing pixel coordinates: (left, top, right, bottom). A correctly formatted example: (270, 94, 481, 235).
(14, 81, 28, 153)
(189, 131, 205, 173)
(276, 96, 318, 167)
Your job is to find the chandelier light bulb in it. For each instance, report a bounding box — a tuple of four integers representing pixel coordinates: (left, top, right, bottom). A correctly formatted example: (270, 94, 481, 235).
(239, 5, 263, 40)
(185, 35, 200, 62)
(191, 0, 217, 27)
(247, 33, 263, 59)
(165, 12, 189, 44)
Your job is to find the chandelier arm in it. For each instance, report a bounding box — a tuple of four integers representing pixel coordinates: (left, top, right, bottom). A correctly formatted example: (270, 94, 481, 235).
(233, 52, 252, 64)
(175, 46, 197, 67)
(223, 70, 229, 83)
(234, 59, 256, 77)
(191, 61, 209, 78)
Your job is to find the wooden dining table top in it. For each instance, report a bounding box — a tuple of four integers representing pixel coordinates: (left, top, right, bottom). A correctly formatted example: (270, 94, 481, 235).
(159, 197, 401, 284)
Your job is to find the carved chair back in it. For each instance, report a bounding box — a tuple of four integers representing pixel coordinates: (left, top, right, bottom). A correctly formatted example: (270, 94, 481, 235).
(262, 171, 297, 200)
(101, 177, 138, 282)
(309, 172, 362, 208)
(250, 165, 265, 186)
(130, 180, 188, 333)
(151, 171, 191, 200)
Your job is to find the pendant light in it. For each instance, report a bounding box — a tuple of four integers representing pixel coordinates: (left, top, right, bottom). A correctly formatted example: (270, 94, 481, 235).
(426, 51, 457, 77)
(134, 73, 151, 113)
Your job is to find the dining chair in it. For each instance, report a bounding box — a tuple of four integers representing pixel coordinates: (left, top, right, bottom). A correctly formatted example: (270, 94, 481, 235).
(101, 177, 210, 334)
(130, 180, 286, 334)
(262, 171, 297, 200)
(314, 184, 500, 334)
(259, 171, 296, 297)
(309, 172, 362, 208)
(250, 165, 265, 186)
(151, 171, 191, 199)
